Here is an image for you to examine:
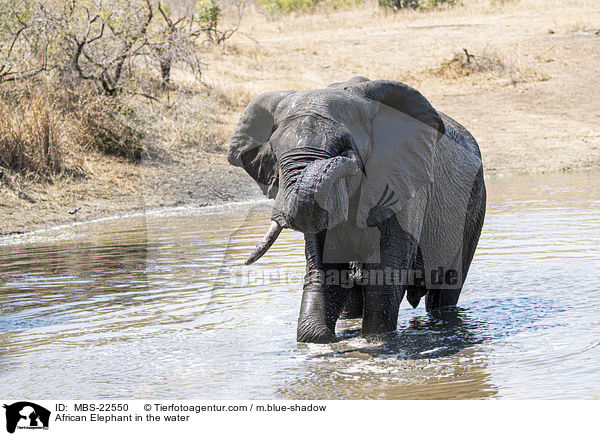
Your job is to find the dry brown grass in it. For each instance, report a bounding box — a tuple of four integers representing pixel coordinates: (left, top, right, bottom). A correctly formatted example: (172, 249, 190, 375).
(0, 92, 78, 179)
(0, 84, 152, 184)
(203, 0, 594, 103)
(430, 48, 550, 84)
(75, 93, 148, 162)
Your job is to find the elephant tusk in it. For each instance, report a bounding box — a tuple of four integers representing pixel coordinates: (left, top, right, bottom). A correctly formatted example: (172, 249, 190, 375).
(245, 220, 283, 265)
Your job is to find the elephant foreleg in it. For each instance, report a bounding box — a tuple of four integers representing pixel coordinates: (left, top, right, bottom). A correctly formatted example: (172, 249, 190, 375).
(361, 216, 418, 335)
(297, 232, 347, 343)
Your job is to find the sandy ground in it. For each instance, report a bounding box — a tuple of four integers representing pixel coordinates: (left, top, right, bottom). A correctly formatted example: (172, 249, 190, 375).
(1, 0, 599, 234)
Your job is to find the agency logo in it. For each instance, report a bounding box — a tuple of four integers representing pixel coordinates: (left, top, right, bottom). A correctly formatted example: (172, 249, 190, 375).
(3, 402, 50, 434)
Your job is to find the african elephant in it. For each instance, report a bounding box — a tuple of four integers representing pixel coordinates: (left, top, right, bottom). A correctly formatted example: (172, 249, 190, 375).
(228, 77, 486, 343)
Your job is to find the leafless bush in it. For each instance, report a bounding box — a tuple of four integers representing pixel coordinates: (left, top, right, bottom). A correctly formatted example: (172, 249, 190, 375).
(150, 2, 204, 88)
(150, 0, 246, 88)
(39, 0, 155, 95)
(0, 0, 59, 83)
(431, 48, 550, 84)
(0, 0, 246, 93)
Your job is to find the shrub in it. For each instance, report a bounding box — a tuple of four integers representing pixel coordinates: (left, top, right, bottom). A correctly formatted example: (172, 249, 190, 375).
(0, 0, 245, 94)
(430, 49, 550, 84)
(0, 93, 67, 177)
(194, 0, 245, 44)
(378, 0, 455, 10)
(197, 0, 221, 39)
(0, 0, 58, 84)
(75, 93, 148, 162)
(258, 0, 315, 14)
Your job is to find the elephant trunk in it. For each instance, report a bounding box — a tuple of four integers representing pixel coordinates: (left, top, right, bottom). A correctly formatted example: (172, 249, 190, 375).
(285, 154, 361, 233)
(245, 220, 283, 265)
(308, 155, 360, 204)
(244, 150, 360, 264)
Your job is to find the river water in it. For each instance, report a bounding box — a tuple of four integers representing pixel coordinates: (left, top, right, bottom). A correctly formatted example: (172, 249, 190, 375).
(0, 171, 598, 399)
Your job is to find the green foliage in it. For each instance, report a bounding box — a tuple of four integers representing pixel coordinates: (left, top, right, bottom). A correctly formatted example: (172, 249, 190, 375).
(196, 0, 221, 31)
(195, 0, 245, 44)
(324, 0, 362, 9)
(258, 0, 315, 14)
(422, 0, 456, 6)
(258, 0, 360, 13)
(378, 0, 455, 10)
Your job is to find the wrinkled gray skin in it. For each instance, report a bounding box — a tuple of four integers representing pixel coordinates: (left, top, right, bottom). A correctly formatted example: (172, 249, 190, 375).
(228, 77, 486, 343)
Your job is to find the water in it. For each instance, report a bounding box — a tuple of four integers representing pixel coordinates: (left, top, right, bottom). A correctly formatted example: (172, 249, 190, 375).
(0, 171, 598, 399)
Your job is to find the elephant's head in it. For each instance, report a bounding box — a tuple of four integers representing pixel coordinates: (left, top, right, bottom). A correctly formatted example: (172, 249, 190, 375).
(228, 77, 445, 264)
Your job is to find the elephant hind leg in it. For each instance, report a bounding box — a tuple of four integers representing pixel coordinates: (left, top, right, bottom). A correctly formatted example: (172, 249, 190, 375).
(340, 286, 363, 319)
(426, 167, 486, 311)
(425, 289, 461, 310)
(340, 262, 364, 319)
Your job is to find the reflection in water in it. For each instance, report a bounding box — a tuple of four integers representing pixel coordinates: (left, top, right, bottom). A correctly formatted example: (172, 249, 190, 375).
(312, 307, 482, 360)
(279, 308, 497, 399)
(281, 297, 564, 399)
(0, 171, 599, 399)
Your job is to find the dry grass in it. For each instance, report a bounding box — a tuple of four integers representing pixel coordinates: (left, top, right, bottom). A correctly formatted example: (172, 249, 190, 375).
(204, 0, 593, 100)
(430, 48, 550, 84)
(198, 0, 598, 150)
(0, 84, 152, 183)
(0, 92, 78, 179)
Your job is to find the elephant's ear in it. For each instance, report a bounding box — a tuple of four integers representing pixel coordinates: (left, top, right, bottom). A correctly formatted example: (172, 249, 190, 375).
(350, 80, 445, 228)
(228, 90, 293, 199)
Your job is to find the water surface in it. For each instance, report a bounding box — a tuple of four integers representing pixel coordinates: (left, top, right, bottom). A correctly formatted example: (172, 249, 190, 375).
(0, 171, 598, 399)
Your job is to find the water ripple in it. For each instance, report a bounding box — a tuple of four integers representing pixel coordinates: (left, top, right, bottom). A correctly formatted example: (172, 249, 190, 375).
(0, 171, 599, 399)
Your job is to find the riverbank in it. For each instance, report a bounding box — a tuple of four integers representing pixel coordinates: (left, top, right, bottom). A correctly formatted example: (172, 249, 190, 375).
(1, 0, 599, 234)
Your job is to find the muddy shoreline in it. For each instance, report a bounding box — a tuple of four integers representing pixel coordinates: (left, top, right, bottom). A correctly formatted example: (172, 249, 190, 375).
(1, 163, 593, 237)
(0, 161, 262, 236)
